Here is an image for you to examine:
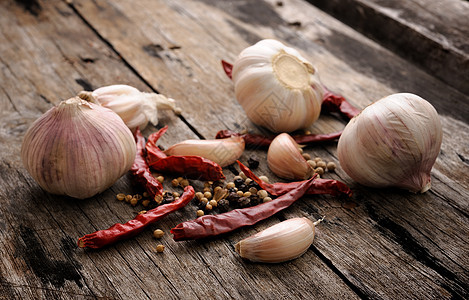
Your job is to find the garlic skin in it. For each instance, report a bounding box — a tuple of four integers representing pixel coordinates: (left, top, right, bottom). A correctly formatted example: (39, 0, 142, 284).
(21, 97, 136, 199)
(232, 39, 323, 133)
(164, 137, 245, 167)
(78, 84, 180, 132)
(337, 93, 443, 193)
(267, 133, 313, 180)
(235, 217, 321, 263)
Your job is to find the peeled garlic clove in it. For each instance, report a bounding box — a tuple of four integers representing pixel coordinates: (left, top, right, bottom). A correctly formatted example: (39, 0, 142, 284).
(21, 97, 136, 199)
(78, 84, 180, 131)
(337, 93, 443, 193)
(267, 133, 313, 180)
(164, 137, 245, 167)
(232, 39, 323, 133)
(235, 217, 322, 263)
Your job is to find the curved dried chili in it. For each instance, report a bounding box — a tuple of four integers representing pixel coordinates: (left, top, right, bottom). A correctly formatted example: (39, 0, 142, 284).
(131, 128, 164, 198)
(145, 126, 225, 181)
(215, 129, 343, 148)
(78, 186, 195, 249)
(237, 161, 352, 197)
(171, 178, 315, 241)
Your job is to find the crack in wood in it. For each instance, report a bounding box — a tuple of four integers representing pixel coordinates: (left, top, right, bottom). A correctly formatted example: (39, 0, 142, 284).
(365, 202, 468, 299)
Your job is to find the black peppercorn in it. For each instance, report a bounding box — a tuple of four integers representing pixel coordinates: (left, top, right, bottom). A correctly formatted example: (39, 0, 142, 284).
(247, 155, 260, 169)
(218, 199, 230, 212)
(238, 197, 251, 207)
(234, 178, 244, 187)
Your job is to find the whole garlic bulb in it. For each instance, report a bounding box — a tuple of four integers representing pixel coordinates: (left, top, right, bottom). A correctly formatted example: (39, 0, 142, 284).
(78, 84, 181, 132)
(232, 39, 323, 133)
(235, 217, 323, 263)
(337, 93, 443, 193)
(267, 133, 313, 180)
(21, 97, 137, 199)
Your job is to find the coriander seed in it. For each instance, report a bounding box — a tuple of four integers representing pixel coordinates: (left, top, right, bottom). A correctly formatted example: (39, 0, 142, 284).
(116, 193, 126, 201)
(203, 191, 212, 199)
(302, 153, 311, 160)
(156, 175, 164, 183)
(263, 196, 272, 203)
(171, 179, 179, 187)
(307, 160, 316, 169)
(209, 199, 217, 207)
(316, 161, 327, 169)
(326, 162, 336, 171)
(155, 244, 165, 253)
(153, 229, 164, 239)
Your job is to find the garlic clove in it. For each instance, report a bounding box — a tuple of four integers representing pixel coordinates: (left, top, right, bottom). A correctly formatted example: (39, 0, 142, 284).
(337, 93, 443, 193)
(232, 39, 323, 133)
(267, 133, 313, 180)
(21, 97, 136, 199)
(235, 217, 322, 263)
(78, 84, 181, 132)
(164, 137, 245, 167)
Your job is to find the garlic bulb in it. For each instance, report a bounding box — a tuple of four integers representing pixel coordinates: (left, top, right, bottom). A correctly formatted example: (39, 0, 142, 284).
(232, 39, 323, 133)
(164, 137, 245, 167)
(235, 217, 323, 263)
(78, 84, 181, 132)
(337, 93, 443, 193)
(21, 97, 136, 199)
(267, 133, 313, 180)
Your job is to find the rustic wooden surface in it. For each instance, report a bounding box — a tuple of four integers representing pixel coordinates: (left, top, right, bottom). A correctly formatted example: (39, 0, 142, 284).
(1, 0, 468, 299)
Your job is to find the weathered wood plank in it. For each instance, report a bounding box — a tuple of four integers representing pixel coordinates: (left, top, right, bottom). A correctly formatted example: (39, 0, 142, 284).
(70, 0, 469, 298)
(1, 0, 468, 299)
(307, 0, 469, 95)
(0, 0, 360, 299)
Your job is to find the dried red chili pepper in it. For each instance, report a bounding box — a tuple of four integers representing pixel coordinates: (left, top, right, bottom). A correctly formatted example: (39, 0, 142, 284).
(322, 87, 361, 120)
(78, 186, 195, 249)
(145, 127, 225, 181)
(131, 128, 164, 198)
(237, 161, 352, 197)
(171, 178, 315, 241)
(221, 60, 360, 121)
(215, 129, 342, 148)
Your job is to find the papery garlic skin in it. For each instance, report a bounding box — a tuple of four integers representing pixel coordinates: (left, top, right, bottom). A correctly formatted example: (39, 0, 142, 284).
(164, 137, 245, 167)
(79, 84, 180, 132)
(232, 39, 323, 133)
(235, 217, 318, 263)
(21, 97, 136, 199)
(337, 93, 443, 193)
(267, 133, 313, 180)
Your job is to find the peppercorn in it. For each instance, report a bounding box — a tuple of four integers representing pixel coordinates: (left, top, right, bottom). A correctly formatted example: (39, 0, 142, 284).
(226, 182, 235, 189)
(326, 162, 336, 171)
(228, 187, 238, 193)
(176, 177, 184, 183)
(237, 196, 250, 207)
(244, 178, 253, 185)
(259, 175, 270, 183)
(116, 193, 126, 201)
(226, 192, 240, 205)
(238, 184, 248, 192)
(125, 194, 133, 203)
(155, 244, 165, 253)
(205, 203, 213, 211)
(239, 171, 247, 180)
(236, 190, 244, 197)
(257, 189, 268, 199)
(196, 210, 204, 217)
(314, 157, 322, 162)
(180, 179, 189, 187)
(203, 191, 212, 199)
(247, 155, 260, 169)
(316, 161, 327, 169)
(200, 197, 209, 205)
(263, 196, 272, 203)
(243, 191, 252, 198)
(249, 187, 258, 195)
(173, 192, 180, 198)
(249, 195, 260, 206)
(302, 153, 311, 161)
(307, 160, 316, 169)
(171, 179, 179, 187)
(142, 192, 149, 198)
(234, 177, 244, 187)
(195, 192, 204, 200)
(314, 167, 325, 175)
(218, 199, 230, 212)
(130, 197, 138, 206)
(156, 175, 165, 183)
(142, 200, 150, 207)
(209, 199, 217, 207)
(153, 229, 164, 239)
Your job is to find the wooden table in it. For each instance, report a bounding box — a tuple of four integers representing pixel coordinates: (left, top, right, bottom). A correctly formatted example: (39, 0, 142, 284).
(1, 0, 468, 299)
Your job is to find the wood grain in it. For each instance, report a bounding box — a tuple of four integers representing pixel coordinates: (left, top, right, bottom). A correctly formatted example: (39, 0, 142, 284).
(0, 0, 468, 299)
